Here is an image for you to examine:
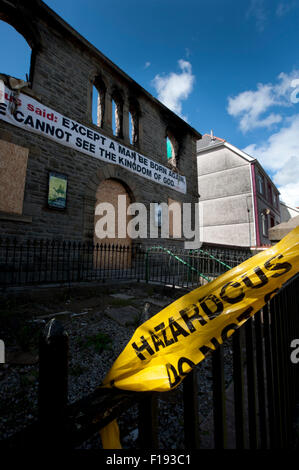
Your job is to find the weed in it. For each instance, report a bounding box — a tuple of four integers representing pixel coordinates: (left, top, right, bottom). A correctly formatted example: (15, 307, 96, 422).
(77, 332, 113, 353)
(19, 374, 37, 387)
(131, 312, 144, 328)
(109, 298, 134, 307)
(16, 324, 40, 351)
(146, 286, 154, 296)
(70, 364, 88, 377)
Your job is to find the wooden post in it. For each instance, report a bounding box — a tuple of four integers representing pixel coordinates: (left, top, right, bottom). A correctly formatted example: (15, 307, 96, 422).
(38, 319, 69, 448)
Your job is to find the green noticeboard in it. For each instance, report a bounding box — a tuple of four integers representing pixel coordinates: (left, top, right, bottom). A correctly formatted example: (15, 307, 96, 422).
(48, 172, 68, 209)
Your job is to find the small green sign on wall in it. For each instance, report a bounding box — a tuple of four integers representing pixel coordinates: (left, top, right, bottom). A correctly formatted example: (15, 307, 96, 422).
(48, 172, 68, 209)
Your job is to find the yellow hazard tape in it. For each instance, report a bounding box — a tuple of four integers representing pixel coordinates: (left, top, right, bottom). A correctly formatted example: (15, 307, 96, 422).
(100, 226, 299, 448)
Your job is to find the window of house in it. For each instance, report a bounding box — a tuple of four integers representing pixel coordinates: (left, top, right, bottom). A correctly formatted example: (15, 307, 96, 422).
(273, 191, 278, 208)
(268, 183, 272, 205)
(154, 203, 162, 228)
(257, 173, 264, 195)
(261, 213, 268, 237)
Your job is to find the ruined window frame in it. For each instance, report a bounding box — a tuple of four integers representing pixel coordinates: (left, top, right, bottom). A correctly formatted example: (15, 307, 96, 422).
(92, 77, 106, 128)
(165, 131, 178, 168)
(111, 90, 124, 139)
(0, 10, 41, 88)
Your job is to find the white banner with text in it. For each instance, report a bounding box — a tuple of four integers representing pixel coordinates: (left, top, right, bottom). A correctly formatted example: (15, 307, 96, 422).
(0, 83, 186, 194)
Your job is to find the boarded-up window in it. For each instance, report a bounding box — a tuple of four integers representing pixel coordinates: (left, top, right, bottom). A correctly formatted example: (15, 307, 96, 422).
(168, 198, 182, 238)
(0, 140, 28, 215)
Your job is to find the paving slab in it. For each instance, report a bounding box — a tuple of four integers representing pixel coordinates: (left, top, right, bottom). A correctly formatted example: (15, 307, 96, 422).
(110, 293, 135, 300)
(104, 305, 140, 326)
(143, 297, 173, 308)
(5, 351, 38, 365)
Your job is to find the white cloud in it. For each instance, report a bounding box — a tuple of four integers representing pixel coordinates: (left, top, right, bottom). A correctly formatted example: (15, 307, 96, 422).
(274, 156, 299, 186)
(246, 0, 267, 32)
(276, 1, 298, 16)
(144, 61, 151, 69)
(152, 59, 195, 120)
(278, 183, 299, 207)
(185, 48, 191, 58)
(227, 71, 299, 132)
(243, 114, 299, 206)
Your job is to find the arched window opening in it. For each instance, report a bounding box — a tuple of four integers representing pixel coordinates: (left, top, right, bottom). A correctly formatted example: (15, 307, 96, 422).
(112, 99, 117, 135)
(128, 98, 140, 146)
(111, 91, 123, 138)
(0, 20, 31, 81)
(92, 78, 106, 127)
(166, 136, 174, 159)
(129, 101, 139, 146)
(92, 86, 99, 126)
(129, 112, 133, 144)
(166, 132, 178, 167)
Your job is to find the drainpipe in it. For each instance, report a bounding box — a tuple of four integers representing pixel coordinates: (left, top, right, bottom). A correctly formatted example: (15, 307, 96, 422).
(250, 162, 260, 247)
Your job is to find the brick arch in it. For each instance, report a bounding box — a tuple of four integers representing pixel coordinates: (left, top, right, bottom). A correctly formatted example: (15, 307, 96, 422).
(84, 164, 141, 201)
(83, 164, 142, 241)
(0, 3, 42, 84)
(0, 8, 41, 51)
(94, 178, 131, 244)
(93, 177, 135, 269)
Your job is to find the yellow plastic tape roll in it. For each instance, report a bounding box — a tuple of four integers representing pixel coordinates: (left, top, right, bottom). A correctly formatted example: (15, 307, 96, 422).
(100, 226, 299, 447)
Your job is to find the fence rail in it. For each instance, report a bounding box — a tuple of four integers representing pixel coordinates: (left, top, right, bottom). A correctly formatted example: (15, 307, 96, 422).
(1, 274, 298, 450)
(0, 237, 251, 289)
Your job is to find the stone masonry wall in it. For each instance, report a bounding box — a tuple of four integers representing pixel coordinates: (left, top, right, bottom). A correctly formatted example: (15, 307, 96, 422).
(0, 0, 200, 246)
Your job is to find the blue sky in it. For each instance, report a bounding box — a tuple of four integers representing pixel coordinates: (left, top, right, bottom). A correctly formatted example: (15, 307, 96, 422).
(1, 0, 299, 206)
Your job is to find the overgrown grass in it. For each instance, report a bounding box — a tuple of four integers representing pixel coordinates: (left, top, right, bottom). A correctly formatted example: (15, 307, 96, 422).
(77, 332, 113, 353)
(109, 297, 135, 307)
(69, 364, 88, 377)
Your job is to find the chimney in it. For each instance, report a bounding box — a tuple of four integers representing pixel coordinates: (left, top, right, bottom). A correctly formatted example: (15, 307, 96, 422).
(210, 129, 215, 141)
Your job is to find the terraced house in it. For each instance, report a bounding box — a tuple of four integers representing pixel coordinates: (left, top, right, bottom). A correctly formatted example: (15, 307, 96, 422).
(197, 133, 281, 247)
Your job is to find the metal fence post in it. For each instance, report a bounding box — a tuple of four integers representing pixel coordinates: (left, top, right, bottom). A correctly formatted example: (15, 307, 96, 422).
(38, 319, 69, 448)
(245, 318, 258, 449)
(138, 393, 158, 448)
(212, 345, 227, 449)
(232, 328, 246, 449)
(183, 369, 200, 449)
(145, 251, 149, 283)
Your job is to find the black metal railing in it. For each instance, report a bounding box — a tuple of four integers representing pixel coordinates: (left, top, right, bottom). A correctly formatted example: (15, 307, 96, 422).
(1, 274, 298, 450)
(0, 237, 251, 289)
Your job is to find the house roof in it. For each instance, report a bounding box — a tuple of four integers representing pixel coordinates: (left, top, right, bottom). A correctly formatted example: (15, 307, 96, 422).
(196, 133, 225, 151)
(280, 201, 299, 213)
(197, 133, 255, 162)
(196, 133, 281, 194)
(269, 215, 299, 241)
